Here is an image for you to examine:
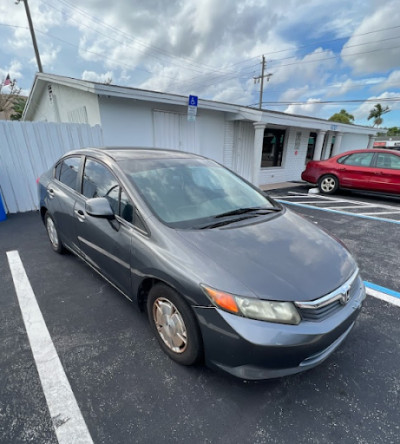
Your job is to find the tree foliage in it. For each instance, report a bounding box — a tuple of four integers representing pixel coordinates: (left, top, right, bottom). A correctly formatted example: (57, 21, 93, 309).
(367, 104, 390, 127)
(10, 96, 27, 121)
(328, 109, 354, 124)
(385, 126, 400, 136)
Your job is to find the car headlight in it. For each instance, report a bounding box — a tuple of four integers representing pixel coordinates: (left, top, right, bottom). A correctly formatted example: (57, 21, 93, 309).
(201, 285, 301, 325)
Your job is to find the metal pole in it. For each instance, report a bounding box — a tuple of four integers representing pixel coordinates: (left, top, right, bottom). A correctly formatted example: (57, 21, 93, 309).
(19, 0, 43, 72)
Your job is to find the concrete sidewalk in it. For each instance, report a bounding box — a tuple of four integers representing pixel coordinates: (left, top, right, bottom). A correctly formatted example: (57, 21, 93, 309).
(260, 181, 306, 191)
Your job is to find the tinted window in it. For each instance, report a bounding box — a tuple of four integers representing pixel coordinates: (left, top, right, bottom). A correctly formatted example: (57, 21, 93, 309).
(58, 157, 81, 189)
(120, 189, 134, 224)
(375, 153, 400, 170)
(82, 159, 119, 213)
(341, 152, 374, 167)
(83, 159, 137, 225)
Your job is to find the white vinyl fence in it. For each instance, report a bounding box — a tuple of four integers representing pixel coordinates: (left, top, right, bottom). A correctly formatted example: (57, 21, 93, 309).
(0, 121, 104, 213)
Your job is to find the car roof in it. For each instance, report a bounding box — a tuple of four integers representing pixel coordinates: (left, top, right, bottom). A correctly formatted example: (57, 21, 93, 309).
(333, 148, 400, 158)
(64, 147, 207, 162)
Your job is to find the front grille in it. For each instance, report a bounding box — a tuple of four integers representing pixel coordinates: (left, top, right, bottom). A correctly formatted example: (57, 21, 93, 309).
(295, 270, 361, 322)
(299, 300, 343, 321)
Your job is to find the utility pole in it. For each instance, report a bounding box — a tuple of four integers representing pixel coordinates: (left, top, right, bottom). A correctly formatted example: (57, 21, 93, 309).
(253, 55, 272, 109)
(16, 0, 43, 73)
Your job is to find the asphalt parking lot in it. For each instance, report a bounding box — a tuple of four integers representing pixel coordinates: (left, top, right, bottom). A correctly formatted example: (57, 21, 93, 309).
(1, 188, 399, 444)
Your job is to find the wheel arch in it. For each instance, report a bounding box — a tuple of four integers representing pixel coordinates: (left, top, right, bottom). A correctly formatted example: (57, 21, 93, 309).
(136, 272, 208, 312)
(137, 276, 186, 312)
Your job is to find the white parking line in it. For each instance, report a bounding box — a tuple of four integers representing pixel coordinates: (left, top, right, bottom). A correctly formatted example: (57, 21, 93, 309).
(327, 205, 375, 210)
(361, 210, 400, 216)
(271, 191, 400, 224)
(283, 200, 335, 204)
(286, 191, 400, 210)
(365, 286, 400, 308)
(6, 250, 93, 444)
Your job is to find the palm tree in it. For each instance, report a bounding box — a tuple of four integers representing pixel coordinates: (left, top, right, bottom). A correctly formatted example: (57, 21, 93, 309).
(368, 104, 390, 127)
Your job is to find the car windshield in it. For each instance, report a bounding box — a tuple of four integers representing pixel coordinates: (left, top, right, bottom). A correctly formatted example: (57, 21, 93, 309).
(119, 157, 277, 228)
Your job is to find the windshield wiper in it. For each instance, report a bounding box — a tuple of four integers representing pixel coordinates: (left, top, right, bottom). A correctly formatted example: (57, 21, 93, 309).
(196, 207, 282, 229)
(214, 206, 281, 219)
(198, 215, 258, 229)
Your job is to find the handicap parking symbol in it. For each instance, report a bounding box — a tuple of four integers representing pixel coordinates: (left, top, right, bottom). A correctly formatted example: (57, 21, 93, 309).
(188, 95, 198, 107)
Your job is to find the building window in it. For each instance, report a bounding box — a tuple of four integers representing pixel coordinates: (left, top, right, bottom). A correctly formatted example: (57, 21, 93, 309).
(306, 132, 317, 163)
(261, 128, 286, 168)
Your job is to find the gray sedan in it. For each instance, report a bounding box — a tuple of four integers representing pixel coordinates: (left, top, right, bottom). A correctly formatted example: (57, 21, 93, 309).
(38, 147, 365, 380)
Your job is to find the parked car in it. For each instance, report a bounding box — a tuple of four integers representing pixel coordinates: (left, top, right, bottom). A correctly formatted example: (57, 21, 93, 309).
(302, 148, 400, 195)
(38, 147, 365, 380)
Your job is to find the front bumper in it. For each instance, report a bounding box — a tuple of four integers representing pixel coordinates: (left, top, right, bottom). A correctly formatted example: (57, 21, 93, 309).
(193, 279, 365, 380)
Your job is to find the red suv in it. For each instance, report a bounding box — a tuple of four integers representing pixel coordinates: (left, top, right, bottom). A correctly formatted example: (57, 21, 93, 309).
(302, 149, 400, 195)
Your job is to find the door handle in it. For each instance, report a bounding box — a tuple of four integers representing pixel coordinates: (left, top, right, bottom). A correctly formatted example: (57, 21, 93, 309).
(47, 188, 55, 199)
(74, 209, 86, 222)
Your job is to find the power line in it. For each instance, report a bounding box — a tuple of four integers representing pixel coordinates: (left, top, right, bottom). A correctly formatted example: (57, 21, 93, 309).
(249, 96, 400, 107)
(44, 0, 400, 89)
(49, 0, 234, 77)
(2, 8, 400, 96)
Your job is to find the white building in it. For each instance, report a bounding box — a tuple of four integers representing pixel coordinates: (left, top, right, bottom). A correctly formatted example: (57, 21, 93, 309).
(23, 73, 379, 186)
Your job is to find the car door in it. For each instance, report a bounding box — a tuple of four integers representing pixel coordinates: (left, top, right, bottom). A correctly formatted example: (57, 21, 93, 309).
(73, 157, 134, 297)
(49, 155, 83, 252)
(372, 152, 400, 193)
(337, 152, 376, 190)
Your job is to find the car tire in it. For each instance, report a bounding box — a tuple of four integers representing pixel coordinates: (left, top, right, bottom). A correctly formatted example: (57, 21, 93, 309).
(318, 174, 339, 194)
(147, 283, 203, 366)
(45, 213, 64, 254)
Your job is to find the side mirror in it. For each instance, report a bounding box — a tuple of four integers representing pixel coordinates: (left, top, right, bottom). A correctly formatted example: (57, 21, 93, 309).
(85, 197, 115, 219)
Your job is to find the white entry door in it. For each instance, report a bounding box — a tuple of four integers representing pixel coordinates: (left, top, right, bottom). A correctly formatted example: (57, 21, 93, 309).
(153, 110, 199, 154)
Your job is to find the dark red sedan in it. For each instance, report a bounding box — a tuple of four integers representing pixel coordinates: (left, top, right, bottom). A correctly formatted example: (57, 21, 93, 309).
(302, 149, 400, 195)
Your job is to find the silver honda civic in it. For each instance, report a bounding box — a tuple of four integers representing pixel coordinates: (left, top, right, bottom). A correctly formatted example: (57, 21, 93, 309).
(38, 147, 365, 380)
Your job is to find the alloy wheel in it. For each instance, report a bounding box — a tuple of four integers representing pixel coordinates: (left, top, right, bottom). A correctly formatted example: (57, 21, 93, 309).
(46, 216, 59, 249)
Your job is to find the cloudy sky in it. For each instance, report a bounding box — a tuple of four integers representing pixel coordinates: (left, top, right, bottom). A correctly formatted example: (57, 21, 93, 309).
(1, 0, 400, 127)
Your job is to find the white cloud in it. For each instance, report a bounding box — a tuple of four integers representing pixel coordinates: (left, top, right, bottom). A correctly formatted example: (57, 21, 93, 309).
(0, 60, 23, 82)
(38, 45, 61, 69)
(284, 98, 325, 116)
(82, 70, 114, 83)
(341, 0, 400, 74)
(1, 0, 400, 125)
(271, 48, 336, 87)
(279, 86, 310, 103)
(353, 92, 400, 126)
(375, 71, 400, 92)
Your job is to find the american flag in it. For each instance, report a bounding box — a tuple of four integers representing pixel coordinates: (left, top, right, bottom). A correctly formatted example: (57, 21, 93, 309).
(3, 74, 11, 86)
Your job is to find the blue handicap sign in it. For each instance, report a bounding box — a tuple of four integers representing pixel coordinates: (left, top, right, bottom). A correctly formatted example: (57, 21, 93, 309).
(188, 95, 198, 107)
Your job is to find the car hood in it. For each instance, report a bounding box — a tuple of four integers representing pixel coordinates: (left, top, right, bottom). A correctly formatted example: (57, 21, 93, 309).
(176, 210, 356, 302)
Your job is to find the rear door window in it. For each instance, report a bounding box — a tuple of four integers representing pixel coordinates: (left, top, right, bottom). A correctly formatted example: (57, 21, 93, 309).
(375, 153, 400, 170)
